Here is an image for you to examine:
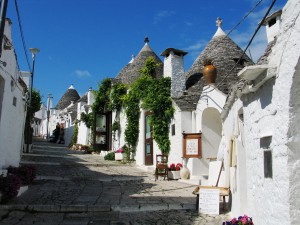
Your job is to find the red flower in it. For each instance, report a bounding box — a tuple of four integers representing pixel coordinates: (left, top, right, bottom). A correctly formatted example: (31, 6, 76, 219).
(169, 163, 176, 171)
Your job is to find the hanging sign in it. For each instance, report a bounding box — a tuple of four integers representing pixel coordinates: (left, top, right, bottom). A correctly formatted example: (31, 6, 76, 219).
(183, 133, 202, 158)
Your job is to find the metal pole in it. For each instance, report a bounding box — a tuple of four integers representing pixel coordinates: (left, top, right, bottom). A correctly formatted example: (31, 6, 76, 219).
(0, 0, 8, 57)
(25, 57, 35, 153)
(25, 48, 39, 153)
(46, 93, 52, 141)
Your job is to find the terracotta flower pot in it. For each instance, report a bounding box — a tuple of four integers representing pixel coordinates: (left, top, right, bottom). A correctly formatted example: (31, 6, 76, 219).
(203, 64, 217, 84)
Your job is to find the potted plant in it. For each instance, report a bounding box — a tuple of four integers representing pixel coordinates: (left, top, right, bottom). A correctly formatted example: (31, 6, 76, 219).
(0, 174, 22, 203)
(168, 163, 182, 180)
(114, 146, 127, 161)
(223, 215, 254, 225)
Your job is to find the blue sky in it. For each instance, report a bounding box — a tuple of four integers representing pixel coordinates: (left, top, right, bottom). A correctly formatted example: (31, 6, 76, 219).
(6, 0, 286, 106)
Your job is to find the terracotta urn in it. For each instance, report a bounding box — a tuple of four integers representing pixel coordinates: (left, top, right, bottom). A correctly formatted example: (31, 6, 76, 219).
(202, 63, 217, 84)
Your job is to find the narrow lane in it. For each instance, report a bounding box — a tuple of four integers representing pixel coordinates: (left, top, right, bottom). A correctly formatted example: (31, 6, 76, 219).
(0, 138, 229, 224)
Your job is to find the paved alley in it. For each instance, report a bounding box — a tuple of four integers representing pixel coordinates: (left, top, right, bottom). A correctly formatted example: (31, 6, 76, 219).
(0, 138, 229, 224)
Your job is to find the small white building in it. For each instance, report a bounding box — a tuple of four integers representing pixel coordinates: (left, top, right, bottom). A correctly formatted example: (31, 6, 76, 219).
(0, 19, 28, 168)
(50, 85, 80, 146)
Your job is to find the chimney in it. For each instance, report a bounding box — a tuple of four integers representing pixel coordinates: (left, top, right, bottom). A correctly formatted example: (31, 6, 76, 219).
(160, 48, 187, 97)
(87, 87, 94, 106)
(263, 10, 282, 43)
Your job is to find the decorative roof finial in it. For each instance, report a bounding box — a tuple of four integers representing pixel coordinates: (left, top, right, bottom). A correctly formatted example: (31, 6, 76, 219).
(216, 17, 222, 28)
(144, 36, 149, 44)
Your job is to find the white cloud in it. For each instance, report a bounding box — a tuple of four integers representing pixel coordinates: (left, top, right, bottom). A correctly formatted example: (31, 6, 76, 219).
(184, 21, 193, 27)
(153, 10, 175, 24)
(185, 39, 208, 59)
(74, 70, 91, 78)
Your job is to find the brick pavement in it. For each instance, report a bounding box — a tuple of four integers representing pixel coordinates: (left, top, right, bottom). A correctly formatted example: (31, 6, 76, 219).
(0, 137, 230, 224)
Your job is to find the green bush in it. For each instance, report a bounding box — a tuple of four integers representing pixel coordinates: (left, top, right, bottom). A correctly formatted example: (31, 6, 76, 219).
(104, 152, 115, 160)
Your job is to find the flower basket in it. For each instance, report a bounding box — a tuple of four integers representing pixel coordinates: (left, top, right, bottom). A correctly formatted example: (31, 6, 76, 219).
(223, 215, 254, 225)
(168, 163, 182, 179)
(168, 170, 181, 180)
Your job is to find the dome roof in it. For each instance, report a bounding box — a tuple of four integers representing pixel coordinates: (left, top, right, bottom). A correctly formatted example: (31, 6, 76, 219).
(185, 19, 253, 95)
(114, 37, 163, 85)
(55, 85, 80, 110)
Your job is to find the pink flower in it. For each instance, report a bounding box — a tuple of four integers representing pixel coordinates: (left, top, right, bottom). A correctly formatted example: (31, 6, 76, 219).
(241, 217, 247, 225)
(243, 215, 248, 220)
(115, 148, 124, 153)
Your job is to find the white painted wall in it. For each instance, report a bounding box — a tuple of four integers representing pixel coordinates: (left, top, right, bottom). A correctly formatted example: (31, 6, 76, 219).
(221, 1, 300, 224)
(111, 108, 127, 151)
(168, 105, 189, 166)
(222, 99, 248, 216)
(0, 19, 26, 168)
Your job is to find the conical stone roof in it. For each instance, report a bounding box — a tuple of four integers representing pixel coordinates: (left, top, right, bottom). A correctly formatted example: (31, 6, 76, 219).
(173, 18, 254, 111)
(55, 85, 80, 110)
(185, 20, 253, 95)
(114, 38, 163, 85)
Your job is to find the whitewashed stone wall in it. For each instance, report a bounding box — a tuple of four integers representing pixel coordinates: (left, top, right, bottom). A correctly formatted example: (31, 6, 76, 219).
(222, 99, 248, 217)
(111, 108, 127, 151)
(168, 105, 189, 166)
(221, 1, 300, 223)
(77, 121, 89, 145)
(0, 19, 26, 168)
(135, 109, 145, 166)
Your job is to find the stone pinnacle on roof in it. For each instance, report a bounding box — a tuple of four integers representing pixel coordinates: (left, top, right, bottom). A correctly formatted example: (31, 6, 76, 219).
(213, 17, 226, 37)
(144, 36, 149, 44)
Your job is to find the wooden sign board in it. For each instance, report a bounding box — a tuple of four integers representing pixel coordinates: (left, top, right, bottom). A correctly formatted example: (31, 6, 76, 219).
(183, 133, 202, 158)
(199, 188, 220, 215)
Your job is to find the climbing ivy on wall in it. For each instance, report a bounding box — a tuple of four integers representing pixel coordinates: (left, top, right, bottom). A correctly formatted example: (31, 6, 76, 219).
(109, 83, 127, 140)
(80, 112, 94, 128)
(123, 57, 174, 155)
(108, 83, 127, 111)
(92, 78, 112, 113)
(88, 57, 174, 155)
(142, 77, 174, 154)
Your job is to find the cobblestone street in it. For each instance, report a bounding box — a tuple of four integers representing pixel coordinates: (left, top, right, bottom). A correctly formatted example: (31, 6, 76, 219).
(0, 138, 230, 224)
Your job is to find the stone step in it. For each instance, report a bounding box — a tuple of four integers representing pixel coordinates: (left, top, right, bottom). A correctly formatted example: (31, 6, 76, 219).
(0, 202, 196, 213)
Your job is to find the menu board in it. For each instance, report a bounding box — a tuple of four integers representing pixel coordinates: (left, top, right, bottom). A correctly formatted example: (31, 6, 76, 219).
(199, 188, 220, 215)
(183, 133, 202, 158)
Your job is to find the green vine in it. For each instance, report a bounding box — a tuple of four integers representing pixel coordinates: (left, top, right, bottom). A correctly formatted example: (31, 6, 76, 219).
(112, 120, 120, 140)
(142, 77, 174, 154)
(108, 83, 127, 111)
(92, 78, 112, 113)
(124, 57, 174, 155)
(80, 112, 94, 128)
